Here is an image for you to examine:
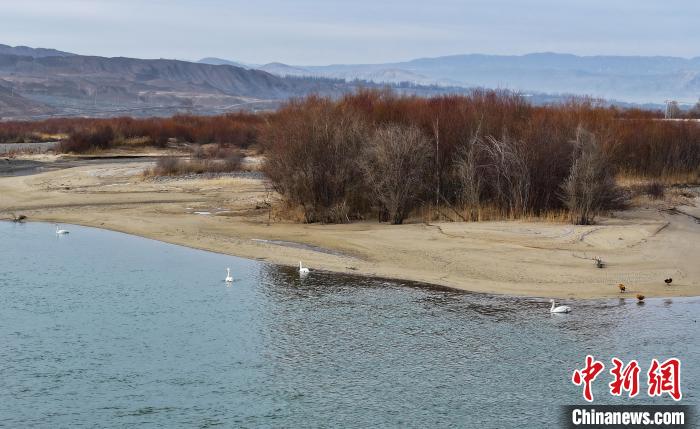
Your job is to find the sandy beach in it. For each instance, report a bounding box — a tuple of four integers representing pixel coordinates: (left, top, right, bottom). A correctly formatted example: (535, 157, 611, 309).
(1, 156, 699, 299)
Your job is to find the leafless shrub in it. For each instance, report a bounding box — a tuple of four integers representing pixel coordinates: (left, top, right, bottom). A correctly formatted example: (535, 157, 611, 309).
(192, 144, 206, 159)
(360, 124, 432, 224)
(690, 99, 700, 118)
(561, 127, 624, 224)
(263, 97, 369, 223)
(452, 130, 483, 221)
(479, 136, 531, 218)
(58, 125, 115, 153)
(151, 156, 181, 175)
(643, 181, 665, 199)
(148, 152, 242, 176)
(220, 153, 243, 171)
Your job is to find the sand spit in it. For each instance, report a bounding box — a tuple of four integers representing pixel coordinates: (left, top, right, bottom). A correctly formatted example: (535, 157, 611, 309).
(1, 160, 698, 299)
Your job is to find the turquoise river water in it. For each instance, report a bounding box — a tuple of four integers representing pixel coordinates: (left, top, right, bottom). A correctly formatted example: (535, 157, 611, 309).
(1, 221, 697, 427)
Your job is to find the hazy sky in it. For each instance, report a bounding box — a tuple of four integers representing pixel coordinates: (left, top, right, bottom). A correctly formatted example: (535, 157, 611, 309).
(1, 0, 698, 64)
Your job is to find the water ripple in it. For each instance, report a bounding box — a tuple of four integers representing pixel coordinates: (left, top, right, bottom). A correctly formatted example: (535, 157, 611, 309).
(0, 221, 698, 428)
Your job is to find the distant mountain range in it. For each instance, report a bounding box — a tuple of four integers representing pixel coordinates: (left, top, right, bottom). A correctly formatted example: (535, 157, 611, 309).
(0, 44, 479, 120)
(200, 53, 700, 104)
(1, 43, 696, 120)
(0, 43, 75, 58)
(0, 82, 55, 117)
(197, 57, 251, 69)
(198, 58, 444, 86)
(0, 46, 349, 119)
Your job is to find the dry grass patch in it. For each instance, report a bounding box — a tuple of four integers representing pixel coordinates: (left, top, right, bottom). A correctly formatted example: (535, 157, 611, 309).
(144, 151, 243, 177)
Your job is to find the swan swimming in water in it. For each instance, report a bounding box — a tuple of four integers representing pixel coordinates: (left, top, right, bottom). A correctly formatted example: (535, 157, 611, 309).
(549, 299, 571, 313)
(225, 268, 233, 283)
(299, 261, 309, 275)
(55, 225, 69, 235)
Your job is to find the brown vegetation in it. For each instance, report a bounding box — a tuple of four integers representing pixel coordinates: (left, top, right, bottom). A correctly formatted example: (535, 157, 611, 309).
(58, 125, 115, 153)
(262, 90, 699, 224)
(2, 90, 699, 224)
(560, 127, 624, 224)
(146, 156, 241, 176)
(262, 97, 370, 223)
(641, 181, 666, 200)
(361, 124, 432, 224)
(147, 146, 243, 176)
(0, 113, 262, 152)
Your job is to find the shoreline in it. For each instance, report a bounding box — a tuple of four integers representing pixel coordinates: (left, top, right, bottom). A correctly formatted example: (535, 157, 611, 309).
(10, 219, 700, 303)
(8, 218, 478, 295)
(2, 159, 699, 299)
(9, 217, 700, 301)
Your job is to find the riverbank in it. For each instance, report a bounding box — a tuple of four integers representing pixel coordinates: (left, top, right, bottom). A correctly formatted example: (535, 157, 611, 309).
(1, 156, 699, 299)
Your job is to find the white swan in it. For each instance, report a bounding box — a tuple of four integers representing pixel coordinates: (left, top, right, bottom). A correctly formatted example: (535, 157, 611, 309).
(550, 299, 571, 313)
(299, 261, 309, 275)
(55, 225, 69, 235)
(225, 267, 233, 283)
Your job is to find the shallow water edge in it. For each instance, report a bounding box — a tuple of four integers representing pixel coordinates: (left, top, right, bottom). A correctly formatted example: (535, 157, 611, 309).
(6, 219, 697, 301)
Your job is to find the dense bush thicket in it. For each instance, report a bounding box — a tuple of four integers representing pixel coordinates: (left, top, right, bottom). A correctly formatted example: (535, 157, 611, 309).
(0, 113, 263, 150)
(263, 90, 700, 224)
(58, 125, 115, 153)
(2, 90, 699, 224)
(262, 97, 371, 223)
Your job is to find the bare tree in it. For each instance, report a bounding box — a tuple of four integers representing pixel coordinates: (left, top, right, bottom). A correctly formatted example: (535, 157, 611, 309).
(361, 124, 432, 224)
(665, 100, 682, 119)
(453, 128, 483, 221)
(263, 98, 369, 223)
(561, 127, 622, 225)
(480, 135, 530, 217)
(690, 99, 700, 118)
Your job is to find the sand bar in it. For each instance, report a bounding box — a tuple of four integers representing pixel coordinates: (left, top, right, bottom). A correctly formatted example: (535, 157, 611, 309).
(1, 158, 698, 299)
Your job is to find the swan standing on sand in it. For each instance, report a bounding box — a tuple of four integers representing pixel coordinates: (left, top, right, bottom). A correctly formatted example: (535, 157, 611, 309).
(299, 261, 309, 275)
(549, 299, 571, 313)
(225, 268, 233, 283)
(55, 225, 69, 235)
